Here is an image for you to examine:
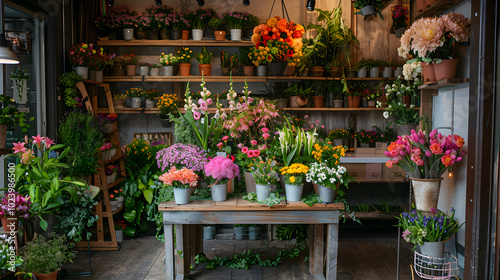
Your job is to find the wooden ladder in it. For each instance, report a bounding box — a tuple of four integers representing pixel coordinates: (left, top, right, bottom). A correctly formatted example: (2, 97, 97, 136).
(74, 81, 126, 250)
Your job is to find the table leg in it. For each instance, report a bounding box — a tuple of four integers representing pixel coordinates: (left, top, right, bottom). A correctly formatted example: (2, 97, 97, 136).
(164, 224, 174, 280)
(326, 223, 339, 280)
(176, 224, 185, 279)
(313, 224, 324, 276)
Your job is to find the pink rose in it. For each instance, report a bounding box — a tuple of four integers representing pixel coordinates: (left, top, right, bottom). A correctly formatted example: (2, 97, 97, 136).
(250, 140, 258, 146)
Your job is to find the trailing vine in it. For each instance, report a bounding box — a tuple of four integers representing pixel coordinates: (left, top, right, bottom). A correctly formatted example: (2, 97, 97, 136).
(59, 71, 84, 107)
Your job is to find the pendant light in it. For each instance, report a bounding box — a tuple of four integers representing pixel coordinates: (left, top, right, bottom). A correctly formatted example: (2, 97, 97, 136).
(0, 0, 19, 64)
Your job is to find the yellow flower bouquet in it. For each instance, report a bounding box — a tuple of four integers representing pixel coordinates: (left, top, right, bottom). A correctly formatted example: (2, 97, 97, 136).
(177, 47, 193, 64)
(279, 163, 309, 185)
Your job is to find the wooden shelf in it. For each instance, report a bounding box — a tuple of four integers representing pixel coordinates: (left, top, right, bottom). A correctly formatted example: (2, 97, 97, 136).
(282, 107, 386, 112)
(112, 206, 125, 216)
(267, 76, 397, 81)
(106, 177, 126, 190)
(349, 211, 402, 220)
(102, 76, 396, 83)
(98, 39, 254, 47)
(102, 76, 266, 83)
(418, 78, 469, 90)
(0, 149, 13, 156)
(415, 0, 465, 19)
(100, 155, 124, 165)
(95, 107, 220, 114)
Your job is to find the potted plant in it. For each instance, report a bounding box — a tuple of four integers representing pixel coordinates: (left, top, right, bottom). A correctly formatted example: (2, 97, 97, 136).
(324, 81, 344, 108)
(196, 47, 213, 76)
(233, 224, 249, 240)
(209, 16, 225, 41)
(279, 163, 309, 201)
(105, 164, 119, 185)
(353, 0, 384, 19)
(149, 64, 161, 76)
(135, 15, 149, 39)
(67, 43, 95, 79)
(383, 77, 422, 134)
(328, 128, 351, 147)
(185, 9, 214, 40)
(239, 47, 254, 76)
(58, 111, 104, 179)
(364, 88, 379, 108)
(385, 129, 466, 212)
(345, 81, 365, 108)
(110, 57, 126, 76)
(250, 46, 268, 76)
(114, 220, 127, 243)
(0, 95, 30, 148)
(203, 224, 216, 240)
(159, 53, 178, 76)
(158, 167, 199, 204)
(262, 82, 288, 108)
(113, 94, 126, 108)
(177, 47, 193, 76)
(396, 208, 463, 258)
(111, 188, 125, 208)
(222, 12, 249, 41)
(0, 235, 23, 274)
(157, 93, 178, 127)
(126, 87, 145, 109)
(138, 62, 150, 76)
(144, 88, 159, 108)
(250, 157, 280, 201)
(17, 233, 76, 280)
(204, 156, 240, 201)
(55, 181, 100, 243)
(169, 13, 190, 40)
(303, 7, 358, 77)
(0, 192, 31, 232)
(100, 142, 116, 161)
(114, 11, 139, 40)
(283, 83, 312, 108)
(389, 4, 408, 38)
(88, 48, 113, 82)
(124, 50, 138, 76)
(354, 58, 369, 78)
(355, 129, 380, 148)
(243, 14, 260, 39)
(9, 68, 30, 105)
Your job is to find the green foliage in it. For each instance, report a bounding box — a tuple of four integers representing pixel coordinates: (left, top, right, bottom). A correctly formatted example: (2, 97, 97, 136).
(55, 182, 99, 242)
(238, 47, 253, 66)
(195, 244, 306, 270)
(0, 236, 23, 271)
(275, 224, 309, 243)
(301, 192, 322, 206)
(169, 113, 197, 145)
(19, 233, 76, 274)
(356, 203, 371, 212)
(0, 94, 31, 131)
(58, 110, 104, 176)
(242, 191, 285, 207)
(195, 47, 213, 64)
(59, 71, 84, 108)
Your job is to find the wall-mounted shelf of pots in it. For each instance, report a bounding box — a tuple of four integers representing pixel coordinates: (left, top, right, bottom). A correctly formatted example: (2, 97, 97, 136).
(282, 107, 397, 112)
(98, 40, 255, 47)
(415, 0, 465, 19)
(95, 107, 220, 114)
(267, 77, 397, 81)
(418, 78, 469, 90)
(102, 76, 267, 83)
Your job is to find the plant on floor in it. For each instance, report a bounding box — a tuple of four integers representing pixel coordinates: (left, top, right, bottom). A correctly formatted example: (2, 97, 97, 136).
(275, 224, 309, 243)
(58, 110, 104, 177)
(55, 181, 99, 242)
(17, 233, 76, 277)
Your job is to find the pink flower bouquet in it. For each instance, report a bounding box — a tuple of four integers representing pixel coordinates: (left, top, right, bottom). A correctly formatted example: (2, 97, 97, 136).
(0, 193, 31, 218)
(204, 156, 240, 185)
(385, 129, 466, 179)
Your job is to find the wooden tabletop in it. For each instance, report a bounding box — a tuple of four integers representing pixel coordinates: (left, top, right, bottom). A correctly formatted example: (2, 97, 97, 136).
(158, 194, 344, 212)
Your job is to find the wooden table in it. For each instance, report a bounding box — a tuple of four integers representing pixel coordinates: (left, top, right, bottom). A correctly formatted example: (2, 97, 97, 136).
(159, 195, 344, 280)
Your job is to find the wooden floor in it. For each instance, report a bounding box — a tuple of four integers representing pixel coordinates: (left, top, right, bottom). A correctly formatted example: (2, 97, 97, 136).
(62, 222, 419, 280)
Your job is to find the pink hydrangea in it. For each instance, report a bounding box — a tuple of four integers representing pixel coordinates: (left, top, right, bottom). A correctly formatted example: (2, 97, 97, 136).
(204, 156, 240, 183)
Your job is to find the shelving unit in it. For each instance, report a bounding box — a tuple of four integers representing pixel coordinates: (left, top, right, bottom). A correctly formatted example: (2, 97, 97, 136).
(98, 39, 254, 47)
(415, 0, 466, 19)
(102, 76, 266, 83)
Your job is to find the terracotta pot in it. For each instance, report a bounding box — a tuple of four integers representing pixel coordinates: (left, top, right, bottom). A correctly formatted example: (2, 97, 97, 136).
(136, 30, 146, 40)
(1, 216, 18, 232)
(126, 65, 137, 76)
(214, 31, 226, 41)
(403, 96, 411, 106)
(347, 96, 361, 108)
(179, 63, 191, 76)
(181, 30, 189, 40)
(295, 95, 308, 107)
(198, 64, 212, 76)
(243, 65, 254, 76)
(312, 96, 325, 108)
(0, 124, 6, 149)
(433, 58, 458, 81)
(416, 0, 427, 11)
(421, 62, 436, 83)
(425, 0, 438, 7)
(34, 271, 58, 280)
(329, 67, 342, 77)
(309, 66, 325, 77)
(113, 99, 125, 108)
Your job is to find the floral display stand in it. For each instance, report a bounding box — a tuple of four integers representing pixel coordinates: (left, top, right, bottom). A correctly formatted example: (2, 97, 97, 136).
(159, 196, 344, 280)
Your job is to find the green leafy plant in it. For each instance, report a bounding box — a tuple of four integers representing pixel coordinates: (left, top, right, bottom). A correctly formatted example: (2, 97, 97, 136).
(58, 110, 104, 177)
(195, 47, 213, 65)
(59, 72, 84, 108)
(243, 191, 285, 207)
(301, 192, 322, 206)
(0, 235, 23, 272)
(208, 17, 224, 30)
(18, 233, 76, 276)
(9, 68, 30, 101)
(353, 0, 384, 19)
(275, 224, 308, 243)
(0, 94, 31, 132)
(238, 47, 254, 66)
(55, 182, 99, 242)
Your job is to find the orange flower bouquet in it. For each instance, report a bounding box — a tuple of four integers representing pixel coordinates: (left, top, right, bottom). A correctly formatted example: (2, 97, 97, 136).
(251, 16, 304, 66)
(159, 167, 199, 188)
